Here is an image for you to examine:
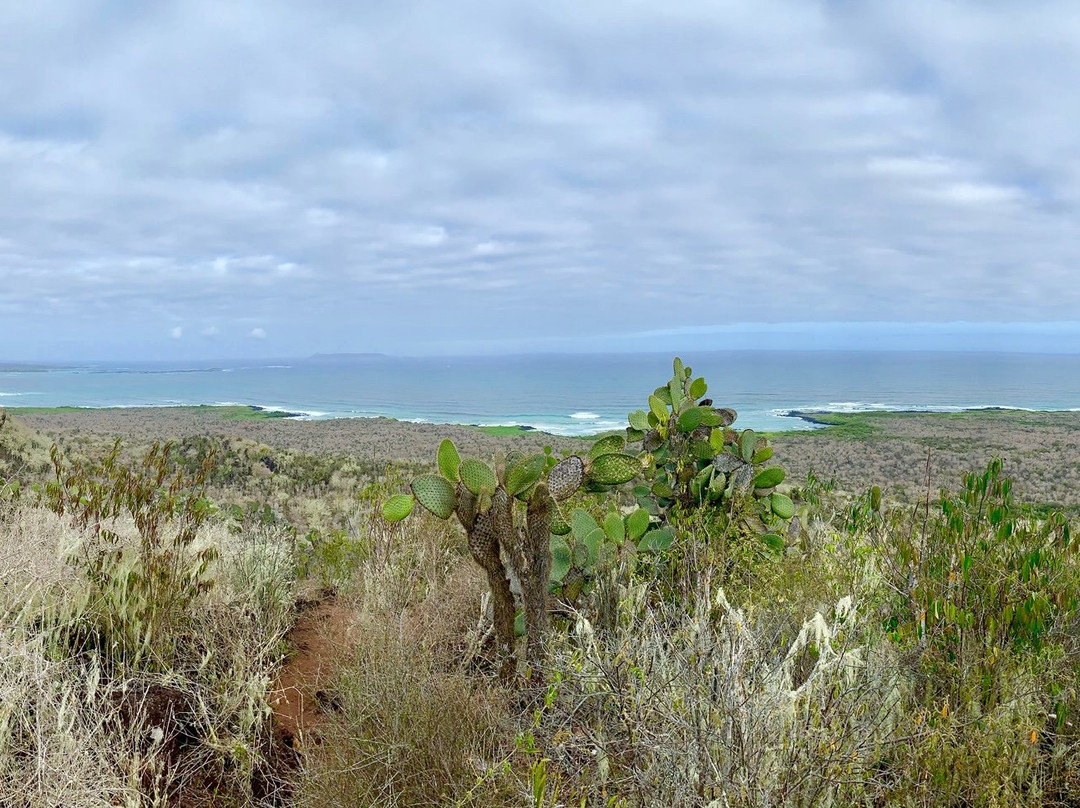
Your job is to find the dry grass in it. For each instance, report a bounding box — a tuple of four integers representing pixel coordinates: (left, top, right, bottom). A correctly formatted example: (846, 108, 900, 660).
(0, 504, 298, 807)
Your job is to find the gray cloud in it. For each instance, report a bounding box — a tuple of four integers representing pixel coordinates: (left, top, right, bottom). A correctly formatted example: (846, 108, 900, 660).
(1, 0, 1079, 359)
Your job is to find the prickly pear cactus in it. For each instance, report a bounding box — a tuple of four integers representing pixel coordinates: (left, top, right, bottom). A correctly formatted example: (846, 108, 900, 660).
(626, 357, 793, 557)
(382, 438, 640, 679)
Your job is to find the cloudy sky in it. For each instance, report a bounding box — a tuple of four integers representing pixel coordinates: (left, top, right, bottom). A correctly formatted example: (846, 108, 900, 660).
(2, 1, 1080, 360)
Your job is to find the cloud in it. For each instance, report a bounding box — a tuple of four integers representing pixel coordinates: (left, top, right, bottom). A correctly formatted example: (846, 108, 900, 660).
(201, 325, 219, 336)
(1, 1, 1080, 359)
(249, 327, 266, 339)
(170, 326, 183, 339)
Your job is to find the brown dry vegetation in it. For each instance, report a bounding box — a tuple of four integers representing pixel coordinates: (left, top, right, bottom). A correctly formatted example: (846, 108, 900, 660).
(5, 404, 1080, 806)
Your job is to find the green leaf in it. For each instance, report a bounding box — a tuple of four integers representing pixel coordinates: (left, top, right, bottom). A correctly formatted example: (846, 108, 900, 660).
(411, 475, 457, 519)
(381, 494, 414, 522)
(709, 429, 727, 453)
(753, 467, 786, 489)
(628, 409, 650, 431)
(689, 377, 707, 400)
(653, 386, 672, 406)
(550, 536, 572, 582)
(625, 508, 651, 542)
(603, 511, 625, 543)
(515, 611, 526, 637)
(437, 439, 461, 482)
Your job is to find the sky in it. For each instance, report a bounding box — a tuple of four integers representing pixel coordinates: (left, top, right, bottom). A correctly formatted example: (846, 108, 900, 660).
(2, 1, 1080, 361)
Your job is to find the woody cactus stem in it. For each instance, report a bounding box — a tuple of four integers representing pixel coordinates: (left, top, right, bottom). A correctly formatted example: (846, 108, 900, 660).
(468, 503, 517, 680)
(523, 483, 553, 666)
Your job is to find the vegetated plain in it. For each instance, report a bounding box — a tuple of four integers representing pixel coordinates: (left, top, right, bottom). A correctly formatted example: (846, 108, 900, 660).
(3, 389, 1080, 807)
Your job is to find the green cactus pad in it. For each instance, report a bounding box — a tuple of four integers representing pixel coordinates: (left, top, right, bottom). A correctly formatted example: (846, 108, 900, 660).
(625, 508, 651, 542)
(588, 453, 641, 485)
(550, 536, 572, 582)
(411, 475, 457, 519)
(583, 527, 605, 567)
(676, 406, 703, 433)
(505, 454, 545, 498)
(572, 542, 589, 568)
(381, 494, 414, 522)
(770, 492, 795, 519)
(589, 433, 626, 459)
(752, 446, 774, 464)
(549, 505, 572, 536)
(691, 440, 717, 460)
(699, 409, 723, 427)
(689, 377, 707, 399)
(753, 466, 786, 489)
(548, 455, 585, 501)
(437, 439, 461, 482)
(739, 430, 757, 463)
(639, 526, 675, 552)
(648, 394, 669, 424)
(603, 511, 625, 543)
(459, 458, 497, 496)
(628, 409, 650, 431)
(761, 533, 784, 557)
(571, 509, 600, 541)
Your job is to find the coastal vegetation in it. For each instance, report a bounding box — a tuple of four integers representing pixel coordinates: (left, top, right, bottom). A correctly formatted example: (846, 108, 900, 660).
(3, 365, 1080, 806)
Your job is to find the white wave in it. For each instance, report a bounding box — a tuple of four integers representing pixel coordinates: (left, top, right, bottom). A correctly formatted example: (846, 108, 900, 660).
(569, 411, 601, 419)
(0, 392, 24, 396)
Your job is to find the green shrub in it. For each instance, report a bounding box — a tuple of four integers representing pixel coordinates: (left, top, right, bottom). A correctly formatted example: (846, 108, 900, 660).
(42, 440, 218, 670)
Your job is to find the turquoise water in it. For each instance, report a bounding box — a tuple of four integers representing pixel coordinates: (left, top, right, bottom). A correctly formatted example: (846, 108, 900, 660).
(2, 352, 1079, 436)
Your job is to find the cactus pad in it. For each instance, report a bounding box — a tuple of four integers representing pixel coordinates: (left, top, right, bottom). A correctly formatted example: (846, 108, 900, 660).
(770, 492, 795, 519)
(753, 466, 785, 489)
(411, 475, 457, 519)
(505, 453, 545, 498)
(381, 494, 414, 522)
(589, 433, 626, 460)
(459, 458, 497, 496)
(437, 439, 461, 482)
(550, 535, 572, 582)
(588, 453, 641, 485)
(549, 455, 585, 501)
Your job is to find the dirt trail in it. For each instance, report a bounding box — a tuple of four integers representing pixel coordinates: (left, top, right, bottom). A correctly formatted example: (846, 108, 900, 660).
(270, 596, 356, 751)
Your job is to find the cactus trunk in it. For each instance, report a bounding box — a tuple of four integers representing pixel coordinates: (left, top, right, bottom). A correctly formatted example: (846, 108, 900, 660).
(524, 484, 554, 671)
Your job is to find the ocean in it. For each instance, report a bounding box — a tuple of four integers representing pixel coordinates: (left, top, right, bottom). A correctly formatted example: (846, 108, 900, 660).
(2, 352, 1079, 436)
